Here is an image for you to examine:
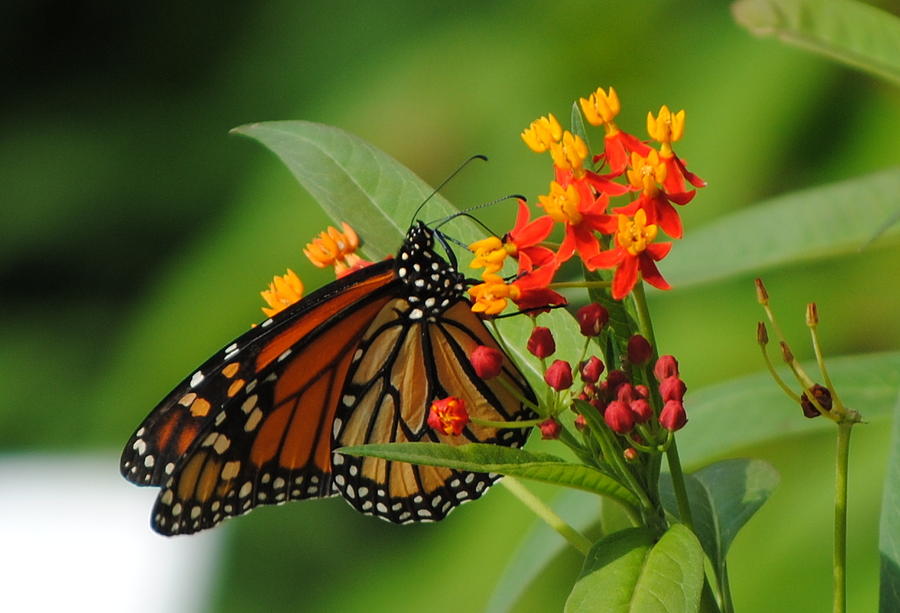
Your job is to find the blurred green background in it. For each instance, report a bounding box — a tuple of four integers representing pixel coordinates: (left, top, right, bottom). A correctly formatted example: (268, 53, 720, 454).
(3, 1, 898, 611)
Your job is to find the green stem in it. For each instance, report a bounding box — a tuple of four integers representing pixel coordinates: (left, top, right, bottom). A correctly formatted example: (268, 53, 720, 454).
(631, 281, 657, 347)
(501, 477, 593, 555)
(719, 561, 734, 613)
(549, 280, 611, 289)
(759, 344, 802, 402)
(833, 423, 852, 613)
(470, 417, 545, 429)
(665, 438, 694, 531)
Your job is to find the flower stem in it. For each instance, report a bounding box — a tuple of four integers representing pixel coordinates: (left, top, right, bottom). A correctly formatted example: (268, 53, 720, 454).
(549, 280, 611, 289)
(833, 422, 852, 613)
(470, 417, 546, 429)
(631, 281, 657, 347)
(665, 438, 694, 530)
(500, 477, 593, 555)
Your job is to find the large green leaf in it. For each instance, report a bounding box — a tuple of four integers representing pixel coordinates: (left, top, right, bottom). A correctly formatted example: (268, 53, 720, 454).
(677, 351, 900, 468)
(337, 442, 639, 509)
(232, 120, 485, 257)
(880, 392, 900, 612)
(664, 167, 900, 288)
(732, 0, 900, 86)
(660, 459, 779, 602)
(565, 525, 705, 613)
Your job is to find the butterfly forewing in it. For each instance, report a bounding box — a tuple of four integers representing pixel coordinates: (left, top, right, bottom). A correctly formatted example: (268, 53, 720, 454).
(122, 261, 399, 534)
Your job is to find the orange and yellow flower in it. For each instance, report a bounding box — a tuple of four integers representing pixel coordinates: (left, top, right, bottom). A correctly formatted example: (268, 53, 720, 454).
(303, 222, 371, 278)
(260, 268, 304, 317)
(589, 209, 672, 299)
(521, 114, 563, 153)
(427, 397, 470, 436)
(538, 179, 616, 265)
(646, 105, 706, 195)
(579, 86, 650, 175)
(614, 150, 695, 239)
(469, 200, 555, 276)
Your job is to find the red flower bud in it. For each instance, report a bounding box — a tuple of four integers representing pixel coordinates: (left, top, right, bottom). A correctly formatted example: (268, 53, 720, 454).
(580, 356, 605, 383)
(427, 397, 469, 435)
(576, 303, 609, 336)
(653, 355, 679, 381)
(630, 398, 652, 422)
(659, 399, 687, 431)
(604, 400, 634, 433)
(582, 382, 597, 397)
(574, 414, 587, 431)
(544, 359, 573, 391)
(635, 384, 649, 399)
(539, 417, 561, 439)
(623, 447, 639, 462)
(659, 376, 687, 403)
(627, 334, 652, 365)
(469, 345, 503, 379)
(527, 326, 556, 358)
(616, 383, 635, 403)
(605, 369, 629, 394)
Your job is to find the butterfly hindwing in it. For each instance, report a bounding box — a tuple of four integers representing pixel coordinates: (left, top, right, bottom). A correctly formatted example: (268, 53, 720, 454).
(331, 300, 536, 523)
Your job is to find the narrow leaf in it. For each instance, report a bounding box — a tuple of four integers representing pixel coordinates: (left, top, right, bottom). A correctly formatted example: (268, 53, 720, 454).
(570, 101, 592, 153)
(231, 120, 484, 258)
(660, 459, 779, 596)
(880, 392, 900, 611)
(732, 0, 900, 86)
(677, 351, 900, 468)
(665, 168, 900, 288)
(566, 524, 704, 613)
(338, 442, 639, 509)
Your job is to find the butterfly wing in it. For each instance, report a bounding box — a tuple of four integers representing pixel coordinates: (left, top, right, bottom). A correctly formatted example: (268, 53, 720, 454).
(332, 300, 536, 523)
(121, 260, 400, 535)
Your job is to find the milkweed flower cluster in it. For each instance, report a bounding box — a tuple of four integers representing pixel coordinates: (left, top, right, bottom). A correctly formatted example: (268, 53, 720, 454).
(430, 89, 702, 527)
(468, 86, 705, 312)
(259, 222, 371, 316)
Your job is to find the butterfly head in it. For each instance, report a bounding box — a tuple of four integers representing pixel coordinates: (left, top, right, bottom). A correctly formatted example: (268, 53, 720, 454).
(396, 222, 466, 319)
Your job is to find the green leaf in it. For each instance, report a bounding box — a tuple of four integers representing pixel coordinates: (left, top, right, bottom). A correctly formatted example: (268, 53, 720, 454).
(880, 391, 900, 611)
(677, 351, 900, 468)
(732, 0, 900, 86)
(570, 101, 592, 153)
(495, 308, 585, 393)
(337, 442, 640, 509)
(660, 459, 779, 597)
(231, 120, 485, 258)
(487, 489, 601, 613)
(665, 167, 900, 288)
(565, 524, 705, 613)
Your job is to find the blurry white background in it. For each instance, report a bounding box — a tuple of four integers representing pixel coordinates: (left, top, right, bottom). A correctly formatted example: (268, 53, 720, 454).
(0, 455, 222, 613)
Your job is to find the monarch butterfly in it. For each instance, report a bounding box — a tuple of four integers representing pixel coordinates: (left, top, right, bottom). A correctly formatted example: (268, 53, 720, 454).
(121, 221, 536, 535)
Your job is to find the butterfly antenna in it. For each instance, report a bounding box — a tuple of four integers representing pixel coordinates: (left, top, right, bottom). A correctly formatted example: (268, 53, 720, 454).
(409, 154, 488, 226)
(431, 193, 527, 236)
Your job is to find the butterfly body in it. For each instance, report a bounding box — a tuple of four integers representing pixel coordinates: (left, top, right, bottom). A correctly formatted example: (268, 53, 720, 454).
(121, 222, 535, 535)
